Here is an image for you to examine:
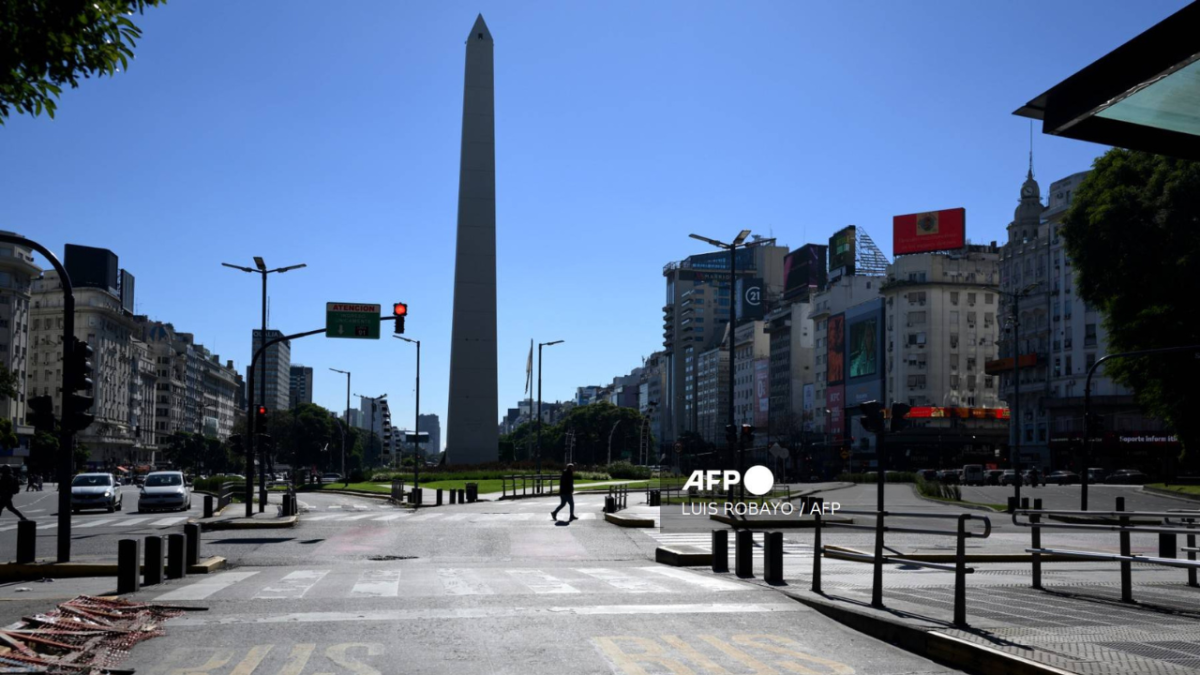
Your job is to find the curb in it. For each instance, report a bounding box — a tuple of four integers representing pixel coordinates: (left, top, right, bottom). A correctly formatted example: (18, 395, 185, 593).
(1142, 485, 1200, 502)
(908, 484, 1001, 512)
(604, 513, 654, 528)
(655, 545, 711, 567)
(786, 591, 1074, 675)
(709, 514, 853, 528)
(199, 515, 298, 531)
(0, 556, 227, 582)
(297, 488, 394, 500)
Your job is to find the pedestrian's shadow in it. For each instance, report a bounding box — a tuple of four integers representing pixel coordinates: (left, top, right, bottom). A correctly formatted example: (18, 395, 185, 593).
(554, 520, 570, 527)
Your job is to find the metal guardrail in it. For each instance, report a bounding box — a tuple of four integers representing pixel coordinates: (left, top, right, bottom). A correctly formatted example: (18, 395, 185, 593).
(390, 478, 405, 502)
(813, 508, 992, 626)
(605, 485, 628, 513)
(501, 474, 559, 498)
(1011, 496, 1200, 602)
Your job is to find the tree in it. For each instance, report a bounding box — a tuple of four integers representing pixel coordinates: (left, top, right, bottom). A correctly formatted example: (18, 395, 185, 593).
(0, 364, 18, 400)
(73, 442, 90, 472)
(1061, 149, 1200, 462)
(0, 1, 166, 123)
(0, 418, 17, 452)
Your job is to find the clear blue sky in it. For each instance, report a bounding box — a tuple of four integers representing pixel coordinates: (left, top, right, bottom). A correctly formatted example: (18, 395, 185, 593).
(2, 1, 1187, 450)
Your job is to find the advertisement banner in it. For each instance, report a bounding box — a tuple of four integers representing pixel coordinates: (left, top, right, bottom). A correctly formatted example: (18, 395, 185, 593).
(754, 359, 769, 427)
(848, 317, 879, 379)
(828, 386, 845, 443)
(893, 207, 966, 255)
(783, 244, 827, 297)
(827, 314, 845, 385)
(828, 226, 856, 275)
(736, 277, 765, 321)
(802, 383, 814, 413)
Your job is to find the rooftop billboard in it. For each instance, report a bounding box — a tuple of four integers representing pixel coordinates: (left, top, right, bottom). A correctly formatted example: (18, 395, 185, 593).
(783, 244, 827, 298)
(893, 207, 966, 255)
(828, 226, 856, 275)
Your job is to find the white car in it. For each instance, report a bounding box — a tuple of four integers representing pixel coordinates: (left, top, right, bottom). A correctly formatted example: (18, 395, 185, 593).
(71, 473, 123, 513)
(138, 471, 191, 512)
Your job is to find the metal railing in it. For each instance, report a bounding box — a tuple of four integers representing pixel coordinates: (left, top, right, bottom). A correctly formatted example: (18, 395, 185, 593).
(390, 478, 405, 502)
(215, 481, 237, 512)
(501, 474, 559, 499)
(605, 485, 628, 513)
(1012, 496, 1200, 602)
(813, 508, 992, 626)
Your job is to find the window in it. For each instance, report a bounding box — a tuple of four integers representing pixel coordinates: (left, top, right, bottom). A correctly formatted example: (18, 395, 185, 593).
(967, 293, 977, 306)
(950, 374, 959, 388)
(967, 312, 977, 327)
(950, 333, 959, 349)
(1085, 324, 1097, 347)
(984, 376, 994, 389)
(950, 355, 958, 371)
(1086, 353, 1096, 371)
(950, 311, 959, 324)
(966, 357, 976, 372)
(1054, 357, 1061, 378)
(985, 293, 994, 304)
(950, 292, 959, 306)
(1065, 355, 1072, 375)
(984, 312, 994, 328)
(908, 311, 926, 326)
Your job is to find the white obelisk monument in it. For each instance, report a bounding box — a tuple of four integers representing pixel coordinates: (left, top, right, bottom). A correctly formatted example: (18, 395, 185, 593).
(446, 15, 499, 464)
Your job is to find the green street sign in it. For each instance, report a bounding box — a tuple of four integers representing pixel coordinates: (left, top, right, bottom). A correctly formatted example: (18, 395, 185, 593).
(326, 302, 381, 339)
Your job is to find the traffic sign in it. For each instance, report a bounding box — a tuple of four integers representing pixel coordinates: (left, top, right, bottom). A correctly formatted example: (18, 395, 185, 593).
(326, 303, 381, 339)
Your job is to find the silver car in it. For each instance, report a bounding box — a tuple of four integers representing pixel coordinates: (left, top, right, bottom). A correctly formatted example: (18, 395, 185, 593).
(71, 473, 123, 513)
(138, 471, 191, 512)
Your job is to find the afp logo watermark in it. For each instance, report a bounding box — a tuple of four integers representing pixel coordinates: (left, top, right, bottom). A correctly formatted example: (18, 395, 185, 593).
(682, 465, 776, 496)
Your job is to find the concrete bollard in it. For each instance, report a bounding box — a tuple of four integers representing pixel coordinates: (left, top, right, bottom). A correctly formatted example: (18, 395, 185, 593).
(16, 520, 36, 564)
(436, 489, 443, 506)
(1021, 497, 1030, 510)
(712, 530, 729, 573)
(166, 533, 186, 580)
(457, 489, 466, 504)
(764, 531, 784, 584)
(117, 539, 141, 594)
(604, 496, 615, 513)
(450, 489, 457, 504)
(735, 529, 754, 578)
(204, 495, 214, 519)
(144, 536, 164, 586)
(185, 523, 201, 566)
(1007, 496, 1017, 513)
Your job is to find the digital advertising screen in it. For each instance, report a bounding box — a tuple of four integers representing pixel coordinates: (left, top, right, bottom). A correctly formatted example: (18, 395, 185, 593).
(893, 207, 966, 255)
(827, 314, 845, 385)
(849, 317, 878, 379)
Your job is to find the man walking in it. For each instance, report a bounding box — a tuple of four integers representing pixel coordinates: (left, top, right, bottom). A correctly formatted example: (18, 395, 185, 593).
(0, 466, 27, 521)
(551, 464, 577, 522)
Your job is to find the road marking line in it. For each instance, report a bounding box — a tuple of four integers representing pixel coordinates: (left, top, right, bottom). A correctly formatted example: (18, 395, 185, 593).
(254, 570, 330, 599)
(151, 517, 188, 526)
(637, 567, 747, 592)
(442, 514, 469, 521)
(301, 514, 341, 521)
(507, 570, 579, 594)
(74, 518, 118, 529)
(408, 513, 444, 521)
(117, 517, 152, 527)
(372, 514, 407, 521)
(154, 571, 260, 601)
(167, 603, 804, 626)
(439, 568, 493, 595)
(337, 514, 377, 521)
(351, 570, 402, 597)
(577, 568, 670, 593)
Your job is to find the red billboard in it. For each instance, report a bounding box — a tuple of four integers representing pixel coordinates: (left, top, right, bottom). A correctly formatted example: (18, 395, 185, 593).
(893, 207, 966, 255)
(827, 314, 845, 385)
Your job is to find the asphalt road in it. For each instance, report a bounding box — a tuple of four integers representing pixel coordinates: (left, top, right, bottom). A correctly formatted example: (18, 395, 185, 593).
(0, 484, 202, 560)
(120, 490, 964, 674)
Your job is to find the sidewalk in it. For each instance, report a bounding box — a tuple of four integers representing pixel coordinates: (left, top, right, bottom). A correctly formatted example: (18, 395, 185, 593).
(199, 496, 296, 530)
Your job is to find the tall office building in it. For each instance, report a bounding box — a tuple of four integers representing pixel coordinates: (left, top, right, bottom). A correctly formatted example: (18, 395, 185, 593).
(0, 233, 41, 459)
(418, 413, 441, 453)
(289, 365, 314, 409)
(251, 329, 290, 413)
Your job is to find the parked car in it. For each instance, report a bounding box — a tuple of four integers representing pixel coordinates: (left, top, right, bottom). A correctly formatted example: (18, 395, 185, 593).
(1000, 470, 1020, 486)
(1106, 469, 1148, 485)
(71, 473, 123, 513)
(1046, 470, 1080, 485)
(961, 464, 985, 486)
(917, 469, 939, 481)
(133, 474, 146, 487)
(138, 471, 191, 512)
(985, 469, 1005, 485)
(1022, 469, 1045, 486)
(938, 469, 959, 484)
(1086, 468, 1106, 484)
(321, 473, 344, 484)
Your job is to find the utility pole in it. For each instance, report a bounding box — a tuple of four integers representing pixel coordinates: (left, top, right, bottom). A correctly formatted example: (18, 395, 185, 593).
(536, 340, 564, 474)
(329, 368, 351, 477)
(395, 336, 421, 487)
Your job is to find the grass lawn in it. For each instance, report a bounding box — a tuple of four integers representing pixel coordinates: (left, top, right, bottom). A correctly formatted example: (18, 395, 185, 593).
(1148, 483, 1200, 496)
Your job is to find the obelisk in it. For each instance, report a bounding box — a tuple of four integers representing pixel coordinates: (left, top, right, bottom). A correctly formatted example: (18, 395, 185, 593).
(446, 15, 499, 464)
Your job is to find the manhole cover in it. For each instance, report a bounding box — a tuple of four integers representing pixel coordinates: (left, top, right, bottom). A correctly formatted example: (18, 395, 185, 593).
(367, 555, 416, 561)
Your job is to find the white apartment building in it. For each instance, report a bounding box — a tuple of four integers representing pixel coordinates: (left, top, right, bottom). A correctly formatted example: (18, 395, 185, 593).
(0, 234, 41, 457)
(732, 320, 769, 442)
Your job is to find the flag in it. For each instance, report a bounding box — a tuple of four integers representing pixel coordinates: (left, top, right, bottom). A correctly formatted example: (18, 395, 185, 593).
(525, 339, 534, 395)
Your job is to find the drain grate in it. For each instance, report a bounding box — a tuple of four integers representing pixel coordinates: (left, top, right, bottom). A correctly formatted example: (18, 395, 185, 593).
(367, 555, 417, 561)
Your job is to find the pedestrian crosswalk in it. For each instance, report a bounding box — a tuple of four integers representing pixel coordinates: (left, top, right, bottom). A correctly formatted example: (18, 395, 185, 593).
(297, 511, 599, 524)
(643, 530, 813, 560)
(149, 564, 753, 602)
(0, 515, 191, 533)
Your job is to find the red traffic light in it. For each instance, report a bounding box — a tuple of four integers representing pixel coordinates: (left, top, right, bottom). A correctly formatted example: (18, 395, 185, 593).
(257, 406, 267, 416)
(393, 302, 408, 317)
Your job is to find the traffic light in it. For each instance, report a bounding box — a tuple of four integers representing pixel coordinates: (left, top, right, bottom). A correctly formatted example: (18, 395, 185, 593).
(28, 395, 55, 433)
(740, 424, 754, 445)
(890, 403, 912, 433)
(255, 405, 268, 430)
(393, 302, 407, 334)
(859, 401, 885, 434)
(65, 337, 95, 432)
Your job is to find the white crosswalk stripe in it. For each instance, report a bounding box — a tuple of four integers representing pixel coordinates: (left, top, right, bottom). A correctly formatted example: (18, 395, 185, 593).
(440, 568, 493, 595)
(372, 514, 407, 522)
(154, 572, 260, 601)
(74, 517, 118, 529)
(352, 570, 402, 597)
(577, 568, 669, 593)
(254, 570, 329, 599)
(150, 517, 188, 526)
(507, 570, 579, 594)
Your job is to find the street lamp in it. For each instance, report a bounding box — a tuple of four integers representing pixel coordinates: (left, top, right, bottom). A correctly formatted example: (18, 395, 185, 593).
(329, 368, 351, 477)
(688, 230, 751, 482)
(223, 258, 306, 516)
(536, 340, 564, 475)
(1000, 282, 1040, 508)
(394, 336, 422, 488)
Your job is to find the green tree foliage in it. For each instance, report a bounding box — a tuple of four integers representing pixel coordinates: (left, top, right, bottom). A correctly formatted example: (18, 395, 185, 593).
(0, 364, 18, 400)
(0, 1, 165, 123)
(1062, 149, 1200, 460)
(0, 418, 17, 451)
(73, 442, 90, 472)
(500, 402, 648, 467)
